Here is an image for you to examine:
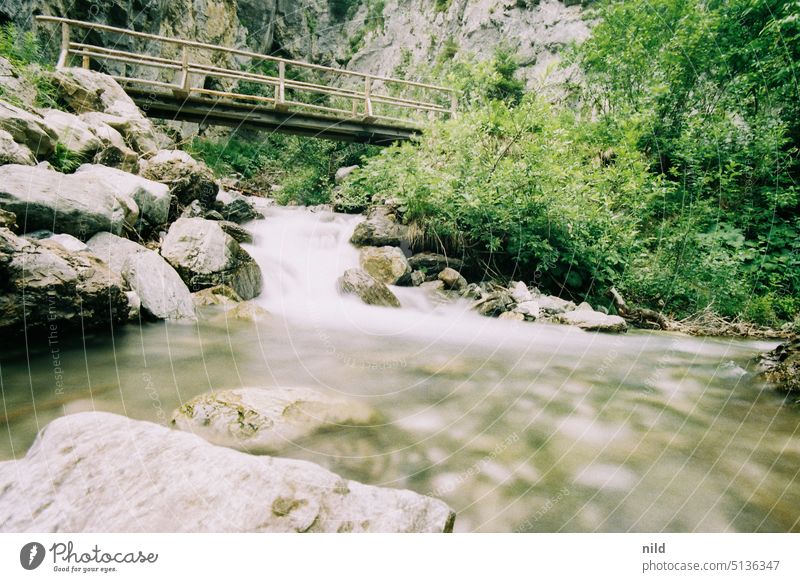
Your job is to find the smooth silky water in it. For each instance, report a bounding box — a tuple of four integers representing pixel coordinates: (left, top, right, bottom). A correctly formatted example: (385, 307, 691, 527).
(1, 206, 796, 532)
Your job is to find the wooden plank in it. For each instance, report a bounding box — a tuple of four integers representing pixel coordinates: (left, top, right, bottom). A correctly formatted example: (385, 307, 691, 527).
(126, 92, 417, 144)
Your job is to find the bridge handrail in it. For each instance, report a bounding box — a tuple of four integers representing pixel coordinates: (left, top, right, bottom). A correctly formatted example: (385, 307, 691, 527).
(34, 15, 458, 126)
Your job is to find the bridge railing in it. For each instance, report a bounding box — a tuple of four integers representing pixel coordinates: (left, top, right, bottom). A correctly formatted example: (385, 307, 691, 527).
(35, 16, 457, 128)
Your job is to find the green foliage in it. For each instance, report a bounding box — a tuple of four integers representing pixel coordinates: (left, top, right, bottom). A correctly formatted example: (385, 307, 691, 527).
(574, 0, 800, 321)
(443, 46, 525, 107)
(330, 0, 362, 21)
(0, 23, 60, 109)
(49, 143, 86, 174)
(435, 0, 453, 12)
(187, 133, 378, 206)
(0, 23, 43, 66)
(439, 38, 458, 63)
(338, 97, 656, 300)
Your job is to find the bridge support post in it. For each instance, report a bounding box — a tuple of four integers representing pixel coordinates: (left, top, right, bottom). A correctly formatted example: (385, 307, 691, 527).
(274, 61, 287, 111)
(364, 76, 374, 121)
(56, 22, 70, 69)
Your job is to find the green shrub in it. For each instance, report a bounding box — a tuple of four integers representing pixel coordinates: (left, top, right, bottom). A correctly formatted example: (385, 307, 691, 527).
(186, 133, 378, 206)
(338, 96, 655, 301)
(49, 143, 86, 174)
(0, 23, 60, 109)
(577, 0, 800, 321)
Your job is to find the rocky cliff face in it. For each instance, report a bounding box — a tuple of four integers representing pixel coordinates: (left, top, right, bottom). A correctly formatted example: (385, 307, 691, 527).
(2, 0, 590, 86)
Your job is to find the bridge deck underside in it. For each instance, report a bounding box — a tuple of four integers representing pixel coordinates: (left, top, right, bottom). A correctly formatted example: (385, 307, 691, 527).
(127, 89, 420, 145)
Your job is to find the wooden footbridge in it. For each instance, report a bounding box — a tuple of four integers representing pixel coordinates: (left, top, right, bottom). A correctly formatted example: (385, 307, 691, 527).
(35, 16, 457, 145)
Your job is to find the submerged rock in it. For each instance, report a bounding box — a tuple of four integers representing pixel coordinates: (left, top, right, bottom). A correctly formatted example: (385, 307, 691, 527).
(160, 217, 263, 300)
(499, 311, 525, 322)
(757, 339, 800, 392)
(350, 205, 408, 247)
(0, 228, 128, 334)
(0, 411, 455, 532)
(558, 310, 628, 333)
(87, 232, 195, 320)
(192, 284, 242, 306)
(359, 245, 410, 285)
(222, 301, 270, 322)
(171, 386, 378, 454)
(0, 164, 138, 238)
(337, 268, 401, 308)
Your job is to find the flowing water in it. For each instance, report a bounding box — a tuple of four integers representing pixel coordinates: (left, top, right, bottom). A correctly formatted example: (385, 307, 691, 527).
(1, 206, 797, 532)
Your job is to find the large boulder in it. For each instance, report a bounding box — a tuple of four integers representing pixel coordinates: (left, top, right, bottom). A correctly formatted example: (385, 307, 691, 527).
(215, 189, 263, 223)
(39, 108, 103, 157)
(50, 68, 167, 154)
(350, 205, 409, 247)
(86, 232, 195, 320)
(76, 164, 171, 227)
(171, 387, 378, 454)
(160, 217, 263, 300)
(0, 99, 58, 158)
(438, 267, 467, 291)
(359, 245, 411, 285)
(79, 112, 140, 173)
(557, 309, 628, 333)
(0, 412, 455, 533)
(0, 128, 35, 165)
(140, 149, 218, 210)
(0, 164, 138, 238)
(757, 339, 800, 392)
(0, 57, 36, 106)
(0, 228, 128, 335)
(337, 268, 401, 308)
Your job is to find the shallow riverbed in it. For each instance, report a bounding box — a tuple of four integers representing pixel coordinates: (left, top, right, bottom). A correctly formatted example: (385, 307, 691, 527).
(0, 207, 795, 532)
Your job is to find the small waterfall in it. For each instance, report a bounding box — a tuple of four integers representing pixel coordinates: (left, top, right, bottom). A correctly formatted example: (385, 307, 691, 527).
(241, 205, 478, 337)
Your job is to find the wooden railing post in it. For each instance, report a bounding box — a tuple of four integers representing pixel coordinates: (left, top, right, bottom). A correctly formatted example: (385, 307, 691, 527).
(56, 22, 70, 69)
(181, 46, 190, 92)
(274, 60, 286, 110)
(450, 92, 458, 118)
(364, 76, 373, 119)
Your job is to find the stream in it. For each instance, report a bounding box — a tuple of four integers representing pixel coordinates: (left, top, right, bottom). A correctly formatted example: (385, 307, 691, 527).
(0, 206, 797, 532)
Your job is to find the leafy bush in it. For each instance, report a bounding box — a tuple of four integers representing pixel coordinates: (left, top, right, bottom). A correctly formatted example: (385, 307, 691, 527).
(577, 0, 799, 320)
(49, 143, 86, 174)
(186, 133, 377, 206)
(0, 23, 60, 109)
(338, 96, 657, 301)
